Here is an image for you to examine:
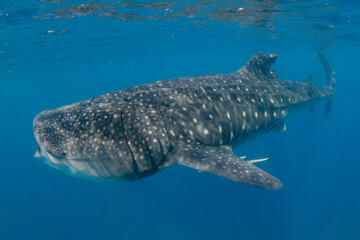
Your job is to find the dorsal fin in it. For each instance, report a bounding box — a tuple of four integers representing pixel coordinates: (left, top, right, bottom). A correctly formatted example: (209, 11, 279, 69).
(237, 52, 278, 79)
(304, 74, 313, 85)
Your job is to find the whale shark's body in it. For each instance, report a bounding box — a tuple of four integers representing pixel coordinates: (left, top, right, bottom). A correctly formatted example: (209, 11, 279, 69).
(33, 52, 335, 190)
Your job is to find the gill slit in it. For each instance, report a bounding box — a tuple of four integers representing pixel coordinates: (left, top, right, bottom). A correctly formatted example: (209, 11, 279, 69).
(120, 111, 140, 177)
(132, 106, 155, 169)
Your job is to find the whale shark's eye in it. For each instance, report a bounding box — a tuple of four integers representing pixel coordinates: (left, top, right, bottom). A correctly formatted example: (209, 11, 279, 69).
(62, 152, 67, 157)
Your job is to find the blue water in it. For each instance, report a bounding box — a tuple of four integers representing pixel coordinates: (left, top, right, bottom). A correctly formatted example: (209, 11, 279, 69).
(1, 0, 360, 239)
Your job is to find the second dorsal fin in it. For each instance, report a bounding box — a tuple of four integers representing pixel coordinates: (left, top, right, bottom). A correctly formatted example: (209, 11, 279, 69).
(304, 74, 313, 85)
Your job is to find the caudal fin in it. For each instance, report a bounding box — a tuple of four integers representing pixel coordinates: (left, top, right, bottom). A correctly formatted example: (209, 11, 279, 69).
(318, 49, 336, 118)
(318, 49, 336, 88)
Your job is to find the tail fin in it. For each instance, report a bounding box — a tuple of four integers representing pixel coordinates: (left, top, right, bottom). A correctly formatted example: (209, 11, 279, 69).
(324, 98, 332, 118)
(318, 49, 336, 88)
(318, 49, 336, 118)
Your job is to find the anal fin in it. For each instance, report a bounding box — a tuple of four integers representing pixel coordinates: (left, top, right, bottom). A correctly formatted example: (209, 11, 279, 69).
(270, 120, 286, 132)
(166, 143, 282, 190)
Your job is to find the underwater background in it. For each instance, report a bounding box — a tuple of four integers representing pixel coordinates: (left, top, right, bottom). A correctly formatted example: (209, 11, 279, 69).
(1, 0, 360, 239)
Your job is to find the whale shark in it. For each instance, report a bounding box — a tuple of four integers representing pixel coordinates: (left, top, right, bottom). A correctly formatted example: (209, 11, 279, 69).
(33, 52, 336, 190)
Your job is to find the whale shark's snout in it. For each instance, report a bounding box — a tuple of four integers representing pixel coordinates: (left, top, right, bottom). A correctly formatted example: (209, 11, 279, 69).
(33, 110, 67, 159)
(33, 110, 78, 174)
(33, 106, 140, 180)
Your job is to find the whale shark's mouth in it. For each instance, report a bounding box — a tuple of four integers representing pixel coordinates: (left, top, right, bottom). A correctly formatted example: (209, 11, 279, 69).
(34, 144, 92, 179)
(34, 144, 66, 168)
(33, 144, 116, 180)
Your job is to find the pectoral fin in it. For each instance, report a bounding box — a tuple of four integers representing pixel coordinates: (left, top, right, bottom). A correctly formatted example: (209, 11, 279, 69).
(166, 143, 282, 190)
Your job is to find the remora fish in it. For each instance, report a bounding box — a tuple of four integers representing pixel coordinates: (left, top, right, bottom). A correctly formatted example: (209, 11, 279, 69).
(33, 52, 336, 190)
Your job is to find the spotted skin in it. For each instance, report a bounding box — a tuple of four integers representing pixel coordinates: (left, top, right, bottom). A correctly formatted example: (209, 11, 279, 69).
(33, 53, 336, 189)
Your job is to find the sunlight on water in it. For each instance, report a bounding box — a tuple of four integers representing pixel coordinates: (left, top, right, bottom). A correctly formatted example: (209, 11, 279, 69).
(1, 0, 358, 74)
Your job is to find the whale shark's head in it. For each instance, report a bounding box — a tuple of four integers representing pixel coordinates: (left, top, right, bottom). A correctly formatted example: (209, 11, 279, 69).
(34, 112, 65, 156)
(33, 104, 137, 180)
